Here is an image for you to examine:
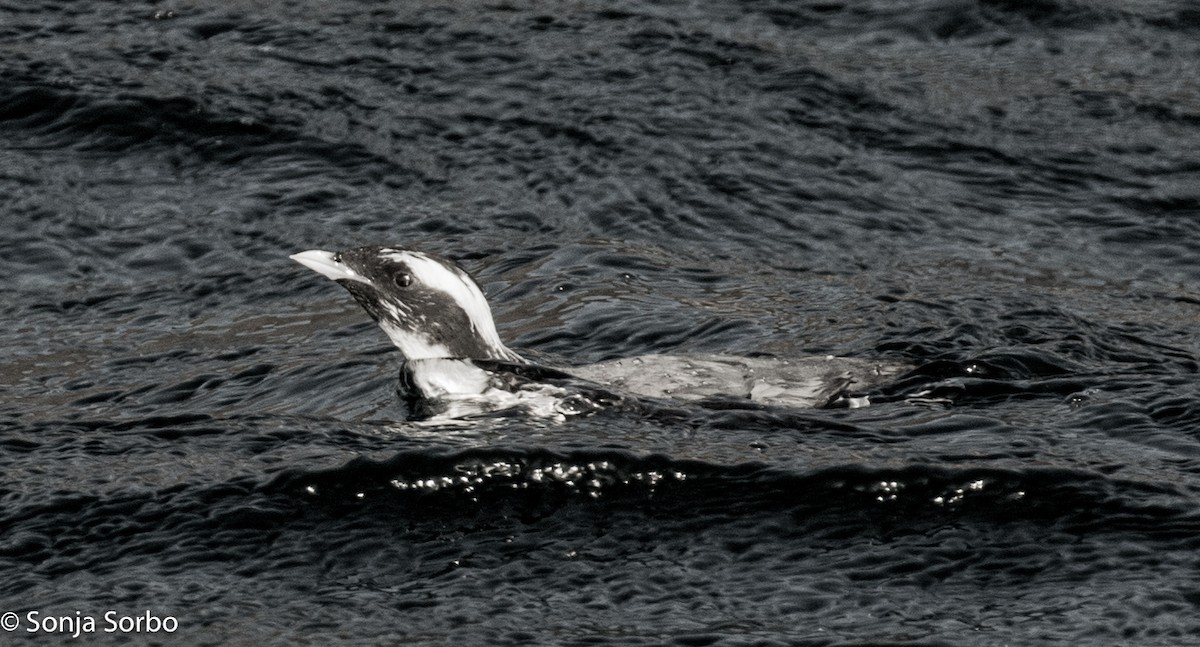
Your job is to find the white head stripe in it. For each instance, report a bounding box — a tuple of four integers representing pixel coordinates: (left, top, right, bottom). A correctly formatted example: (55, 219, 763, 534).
(381, 250, 511, 358)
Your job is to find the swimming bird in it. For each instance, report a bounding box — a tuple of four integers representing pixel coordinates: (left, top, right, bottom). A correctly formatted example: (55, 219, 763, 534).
(291, 246, 907, 419)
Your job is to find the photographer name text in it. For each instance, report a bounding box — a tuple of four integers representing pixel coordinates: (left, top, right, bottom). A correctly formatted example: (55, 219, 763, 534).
(2, 610, 178, 638)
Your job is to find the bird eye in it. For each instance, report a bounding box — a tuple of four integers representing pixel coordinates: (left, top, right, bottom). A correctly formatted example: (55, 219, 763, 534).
(333, 252, 343, 263)
(393, 273, 412, 288)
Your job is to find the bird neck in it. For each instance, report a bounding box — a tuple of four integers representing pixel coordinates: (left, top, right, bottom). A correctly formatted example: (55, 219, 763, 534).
(399, 358, 498, 401)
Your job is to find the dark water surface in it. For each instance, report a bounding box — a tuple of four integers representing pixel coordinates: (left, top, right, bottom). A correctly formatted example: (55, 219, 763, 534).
(4, 1, 1200, 644)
